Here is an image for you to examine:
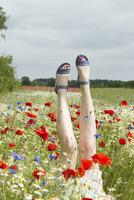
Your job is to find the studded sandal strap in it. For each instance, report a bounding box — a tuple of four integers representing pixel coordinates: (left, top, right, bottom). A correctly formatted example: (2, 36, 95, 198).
(79, 80, 90, 85)
(57, 68, 70, 74)
(55, 85, 68, 94)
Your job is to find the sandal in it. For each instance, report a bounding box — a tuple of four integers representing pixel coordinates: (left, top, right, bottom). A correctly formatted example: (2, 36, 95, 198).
(55, 63, 71, 94)
(75, 54, 90, 87)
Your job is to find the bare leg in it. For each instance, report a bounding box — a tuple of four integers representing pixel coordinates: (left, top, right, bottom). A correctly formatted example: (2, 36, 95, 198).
(79, 84, 96, 159)
(56, 65, 77, 169)
(76, 56, 96, 160)
(76, 55, 114, 199)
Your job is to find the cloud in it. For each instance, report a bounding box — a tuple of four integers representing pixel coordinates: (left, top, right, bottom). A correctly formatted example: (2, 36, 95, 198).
(0, 0, 134, 80)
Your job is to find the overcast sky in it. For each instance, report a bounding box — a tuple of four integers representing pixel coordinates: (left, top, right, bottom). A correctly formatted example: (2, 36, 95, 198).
(0, 0, 134, 81)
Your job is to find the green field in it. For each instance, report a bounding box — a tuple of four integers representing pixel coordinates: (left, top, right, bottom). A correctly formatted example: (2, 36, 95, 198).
(0, 88, 134, 200)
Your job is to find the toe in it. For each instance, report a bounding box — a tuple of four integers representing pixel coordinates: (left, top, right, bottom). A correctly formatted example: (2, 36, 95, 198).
(76, 55, 89, 66)
(56, 63, 71, 75)
(59, 63, 70, 70)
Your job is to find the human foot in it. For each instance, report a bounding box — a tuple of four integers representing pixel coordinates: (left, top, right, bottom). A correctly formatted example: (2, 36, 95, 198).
(75, 54, 90, 86)
(55, 63, 71, 94)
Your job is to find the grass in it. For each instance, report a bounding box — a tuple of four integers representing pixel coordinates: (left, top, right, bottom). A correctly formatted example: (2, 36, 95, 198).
(0, 88, 134, 200)
(91, 88, 134, 105)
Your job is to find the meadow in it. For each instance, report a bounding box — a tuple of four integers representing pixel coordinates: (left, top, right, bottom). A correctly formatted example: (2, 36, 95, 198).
(0, 88, 134, 200)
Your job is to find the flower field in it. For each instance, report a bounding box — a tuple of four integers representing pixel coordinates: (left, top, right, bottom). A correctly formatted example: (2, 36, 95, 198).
(0, 88, 134, 200)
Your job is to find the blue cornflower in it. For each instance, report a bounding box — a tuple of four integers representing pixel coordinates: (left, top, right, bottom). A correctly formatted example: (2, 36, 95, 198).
(11, 152, 24, 161)
(17, 106, 25, 111)
(48, 154, 57, 160)
(21, 107, 25, 111)
(18, 106, 22, 109)
(95, 133, 101, 139)
(34, 156, 41, 164)
(40, 180, 47, 187)
(128, 125, 134, 130)
(9, 168, 16, 175)
(16, 101, 21, 105)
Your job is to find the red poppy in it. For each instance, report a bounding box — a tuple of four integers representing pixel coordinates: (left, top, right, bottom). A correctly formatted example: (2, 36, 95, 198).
(71, 116, 77, 122)
(91, 153, 111, 166)
(120, 100, 128, 106)
(116, 118, 121, 122)
(35, 126, 48, 141)
(126, 132, 133, 142)
(16, 129, 24, 135)
(32, 169, 46, 179)
(47, 143, 57, 151)
(44, 101, 52, 107)
(76, 111, 80, 116)
(75, 122, 80, 129)
(0, 127, 9, 134)
(33, 107, 39, 112)
(62, 169, 76, 180)
(9, 165, 17, 170)
(8, 143, 16, 148)
(80, 159, 93, 170)
(47, 112, 57, 122)
(76, 166, 85, 177)
(82, 198, 93, 200)
(75, 105, 80, 109)
(27, 119, 35, 125)
(50, 115, 57, 122)
(25, 112, 37, 118)
(126, 132, 133, 138)
(119, 138, 126, 145)
(47, 112, 54, 118)
(104, 110, 115, 116)
(0, 160, 7, 169)
(109, 120, 113, 123)
(113, 117, 121, 122)
(47, 112, 56, 122)
(70, 104, 80, 109)
(98, 140, 106, 147)
(95, 119, 101, 129)
(53, 152, 59, 159)
(25, 102, 32, 107)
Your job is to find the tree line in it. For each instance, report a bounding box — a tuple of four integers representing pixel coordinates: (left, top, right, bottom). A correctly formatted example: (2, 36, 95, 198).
(21, 76, 134, 88)
(0, 7, 18, 93)
(0, 55, 18, 93)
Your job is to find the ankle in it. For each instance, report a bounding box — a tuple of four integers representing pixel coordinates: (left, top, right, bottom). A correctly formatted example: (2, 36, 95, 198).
(57, 90, 67, 96)
(80, 84, 90, 92)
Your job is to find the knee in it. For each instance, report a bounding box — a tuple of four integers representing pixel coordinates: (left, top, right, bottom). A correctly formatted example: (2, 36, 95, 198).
(65, 137, 77, 154)
(80, 140, 96, 153)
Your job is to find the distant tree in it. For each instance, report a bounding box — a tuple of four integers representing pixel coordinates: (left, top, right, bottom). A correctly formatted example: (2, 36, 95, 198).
(32, 78, 48, 86)
(21, 76, 31, 86)
(0, 55, 17, 93)
(31, 79, 37, 86)
(69, 80, 78, 87)
(46, 77, 55, 87)
(126, 81, 134, 88)
(0, 6, 8, 38)
(0, 7, 18, 93)
(20, 77, 134, 88)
